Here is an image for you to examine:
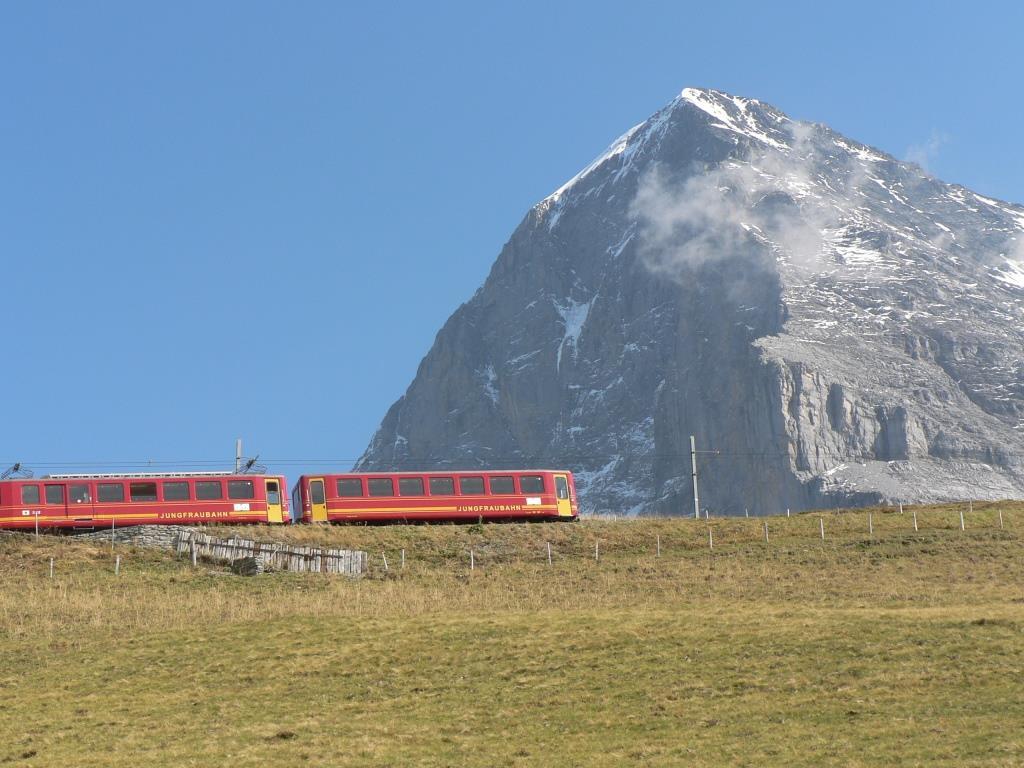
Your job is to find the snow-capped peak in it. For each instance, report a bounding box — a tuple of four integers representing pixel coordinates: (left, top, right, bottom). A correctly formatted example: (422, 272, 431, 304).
(539, 87, 797, 228)
(678, 87, 790, 149)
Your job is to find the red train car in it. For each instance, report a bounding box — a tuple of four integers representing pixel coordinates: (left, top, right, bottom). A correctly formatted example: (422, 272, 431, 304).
(0, 471, 289, 530)
(291, 470, 578, 523)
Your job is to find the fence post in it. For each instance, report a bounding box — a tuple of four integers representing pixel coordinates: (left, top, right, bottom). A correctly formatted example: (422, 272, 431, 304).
(960, 509, 966, 532)
(969, 499, 973, 514)
(999, 510, 1004, 530)
(34, 511, 39, 539)
(469, 549, 474, 571)
(49, 557, 54, 579)
(382, 552, 389, 572)
(594, 541, 599, 562)
(191, 541, 197, 568)
(899, 502, 903, 515)
(111, 517, 116, 552)
(868, 513, 873, 537)
(547, 541, 552, 565)
(708, 528, 713, 550)
(656, 535, 661, 557)
(745, 508, 749, 518)
(786, 508, 790, 518)
(401, 549, 406, 569)
(115, 555, 121, 576)
(819, 517, 825, 541)
(913, 508, 918, 532)
(763, 521, 769, 544)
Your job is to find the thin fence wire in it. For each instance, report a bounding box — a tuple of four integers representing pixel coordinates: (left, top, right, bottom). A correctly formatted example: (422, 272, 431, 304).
(15, 505, 1015, 578)
(357, 506, 1015, 573)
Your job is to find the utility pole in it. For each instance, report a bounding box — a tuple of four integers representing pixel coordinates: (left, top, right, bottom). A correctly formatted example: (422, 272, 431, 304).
(690, 435, 700, 519)
(235, 439, 242, 473)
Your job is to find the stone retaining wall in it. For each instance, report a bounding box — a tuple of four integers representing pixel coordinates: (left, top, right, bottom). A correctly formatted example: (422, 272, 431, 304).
(73, 525, 367, 577)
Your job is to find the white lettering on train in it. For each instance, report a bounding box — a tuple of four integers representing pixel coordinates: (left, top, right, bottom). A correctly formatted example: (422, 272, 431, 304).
(455, 505, 525, 513)
(156, 511, 224, 520)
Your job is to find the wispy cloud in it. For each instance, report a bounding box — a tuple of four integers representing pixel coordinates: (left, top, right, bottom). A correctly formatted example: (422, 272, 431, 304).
(904, 130, 949, 172)
(629, 122, 872, 280)
(1011, 235, 1024, 264)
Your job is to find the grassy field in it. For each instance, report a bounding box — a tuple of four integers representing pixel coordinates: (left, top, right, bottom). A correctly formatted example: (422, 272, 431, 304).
(1, 501, 1022, 766)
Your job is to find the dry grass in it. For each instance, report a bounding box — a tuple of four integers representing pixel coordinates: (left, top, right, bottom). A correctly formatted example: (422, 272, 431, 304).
(1, 501, 1022, 766)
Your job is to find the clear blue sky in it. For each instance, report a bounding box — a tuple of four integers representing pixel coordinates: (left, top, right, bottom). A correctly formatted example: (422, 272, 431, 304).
(2, 1, 1022, 475)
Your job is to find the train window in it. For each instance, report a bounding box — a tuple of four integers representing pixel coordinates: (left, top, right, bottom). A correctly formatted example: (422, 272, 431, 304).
(98, 483, 125, 503)
(555, 476, 569, 500)
(429, 477, 454, 495)
(69, 484, 91, 504)
(21, 485, 40, 504)
(196, 481, 223, 500)
(489, 476, 514, 495)
(163, 482, 190, 501)
(399, 477, 424, 496)
(130, 482, 158, 502)
(459, 476, 485, 495)
(45, 485, 65, 505)
(367, 478, 394, 497)
(520, 475, 544, 493)
(228, 480, 255, 500)
(337, 478, 363, 497)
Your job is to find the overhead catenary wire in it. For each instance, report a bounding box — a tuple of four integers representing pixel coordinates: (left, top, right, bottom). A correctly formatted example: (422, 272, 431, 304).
(5, 447, 1022, 471)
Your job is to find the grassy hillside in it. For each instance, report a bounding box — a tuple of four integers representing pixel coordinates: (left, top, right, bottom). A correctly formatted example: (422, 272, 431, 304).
(1, 502, 1022, 766)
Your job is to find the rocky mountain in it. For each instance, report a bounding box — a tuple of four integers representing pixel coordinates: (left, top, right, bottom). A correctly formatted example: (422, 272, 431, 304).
(356, 87, 1024, 515)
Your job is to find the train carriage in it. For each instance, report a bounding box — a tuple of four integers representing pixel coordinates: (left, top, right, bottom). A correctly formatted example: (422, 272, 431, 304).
(292, 469, 578, 523)
(0, 471, 289, 530)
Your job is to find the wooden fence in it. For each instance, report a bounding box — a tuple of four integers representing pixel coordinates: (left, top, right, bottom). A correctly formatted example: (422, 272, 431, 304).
(175, 531, 366, 577)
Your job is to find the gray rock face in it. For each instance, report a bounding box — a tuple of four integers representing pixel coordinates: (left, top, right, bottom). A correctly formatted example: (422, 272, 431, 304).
(357, 88, 1024, 515)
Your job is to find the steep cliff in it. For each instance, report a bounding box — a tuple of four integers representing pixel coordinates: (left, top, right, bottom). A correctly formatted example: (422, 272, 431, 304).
(357, 88, 1024, 515)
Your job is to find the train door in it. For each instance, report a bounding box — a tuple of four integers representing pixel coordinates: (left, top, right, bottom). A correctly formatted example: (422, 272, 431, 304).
(554, 474, 573, 517)
(43, 483, 67, 524)
(67, 482, 95, 524)
(309, 478, 328, 522)
(265, 479, 283, 523)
